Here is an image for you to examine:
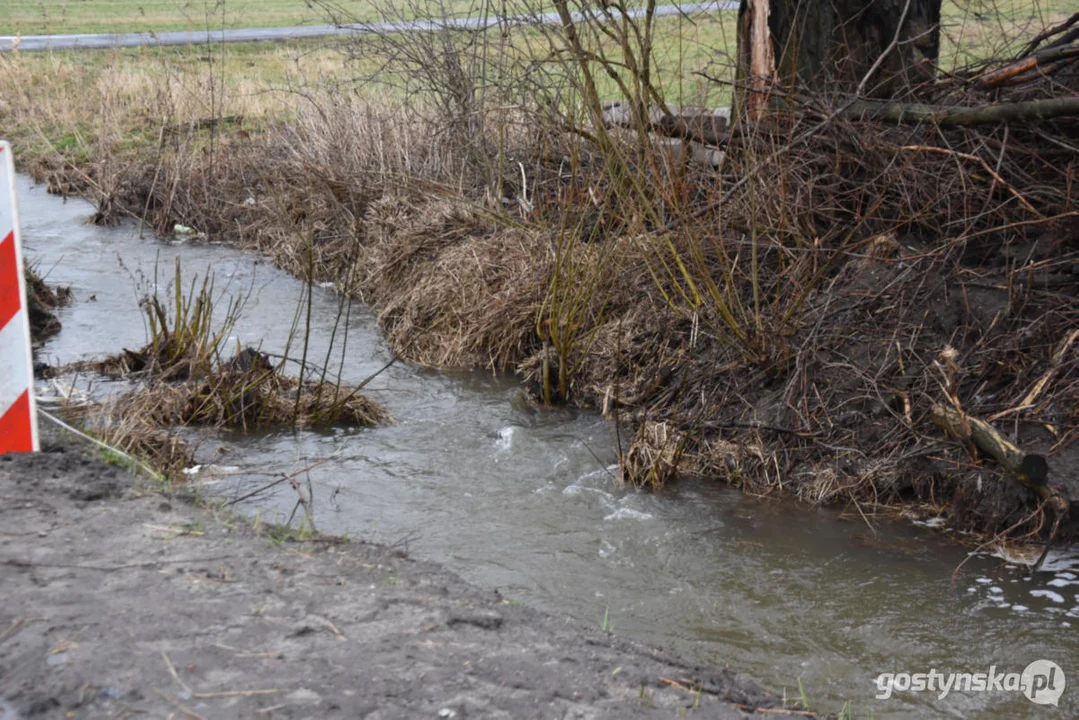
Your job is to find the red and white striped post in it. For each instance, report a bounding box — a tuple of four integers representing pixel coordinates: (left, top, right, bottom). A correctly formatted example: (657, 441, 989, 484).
(0, 141, 39, 453)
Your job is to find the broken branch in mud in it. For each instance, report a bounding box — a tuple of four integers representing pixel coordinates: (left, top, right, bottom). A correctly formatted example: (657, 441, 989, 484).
(844, 96, 1079, 127)
(1016, 328, 1079, 412)
(227, 456, 335, 507)
(931, 405, 1068, 511)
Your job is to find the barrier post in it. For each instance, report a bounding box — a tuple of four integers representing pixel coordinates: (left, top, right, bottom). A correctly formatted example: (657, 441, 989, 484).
(0, 141, 39, 453)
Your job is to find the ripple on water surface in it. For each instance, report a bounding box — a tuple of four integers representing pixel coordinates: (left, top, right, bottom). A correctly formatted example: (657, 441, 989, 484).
(18, 174, 1079, 719)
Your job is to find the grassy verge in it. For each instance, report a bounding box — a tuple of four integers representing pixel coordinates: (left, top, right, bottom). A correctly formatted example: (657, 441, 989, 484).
(941, 0, 1079, 68)
(7, 0, 323, 35)
(4, 2, 1077, 545)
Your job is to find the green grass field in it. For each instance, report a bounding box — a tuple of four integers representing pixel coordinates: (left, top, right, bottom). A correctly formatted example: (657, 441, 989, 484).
(7, 0, 1079, 63)
(7, 0, 337, 35)
(4, 0, 549, 35)
(942, 0, 1079, 66)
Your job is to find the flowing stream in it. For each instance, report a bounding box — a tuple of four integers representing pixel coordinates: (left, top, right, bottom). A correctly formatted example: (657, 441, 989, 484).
(20, 175, 1077, 718)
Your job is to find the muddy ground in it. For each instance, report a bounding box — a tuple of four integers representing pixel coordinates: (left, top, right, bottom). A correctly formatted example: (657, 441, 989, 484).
(0, 428, 783, 720)
(24, 262, 69, 347)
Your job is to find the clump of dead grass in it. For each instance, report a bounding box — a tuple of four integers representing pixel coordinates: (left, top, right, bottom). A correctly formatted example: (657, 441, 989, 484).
(71, 345, 392, 481)
(64, 258, 392, 481)
(101, 352, 389, 430)
(24, 261, 71, 345)
(363, 199, 553, 368)
(7, 6, 1079, 541)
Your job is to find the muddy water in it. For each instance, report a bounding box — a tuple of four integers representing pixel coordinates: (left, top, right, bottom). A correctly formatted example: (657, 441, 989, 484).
(20, 175, 1077, 718)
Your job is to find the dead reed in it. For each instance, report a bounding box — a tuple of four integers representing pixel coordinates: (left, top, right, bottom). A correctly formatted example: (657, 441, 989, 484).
(7, 2, 1078, 540)
(65, 260, 391, 481)
(24, 261, 71, 345)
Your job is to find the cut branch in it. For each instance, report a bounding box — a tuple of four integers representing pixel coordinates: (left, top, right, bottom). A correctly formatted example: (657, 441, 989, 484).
(979, 45, 1079, 88)
(931, 405, 1068, 512)
(844, 96, 1079, 126)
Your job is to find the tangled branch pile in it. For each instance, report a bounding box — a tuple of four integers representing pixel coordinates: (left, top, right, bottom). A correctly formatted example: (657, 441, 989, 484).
(5, 3, 1078, 540)
(586, 11, 1079, 539)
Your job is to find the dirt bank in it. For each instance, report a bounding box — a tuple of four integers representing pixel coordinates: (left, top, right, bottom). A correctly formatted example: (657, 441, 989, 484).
(14, 122, 1079, 548)
(24, 262, 69, 346)
(0, 430, 783, 719)
(3, 32, 1077, 546)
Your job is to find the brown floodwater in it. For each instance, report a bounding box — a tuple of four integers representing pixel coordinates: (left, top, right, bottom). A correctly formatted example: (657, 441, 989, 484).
(20, 175, 1077, 718)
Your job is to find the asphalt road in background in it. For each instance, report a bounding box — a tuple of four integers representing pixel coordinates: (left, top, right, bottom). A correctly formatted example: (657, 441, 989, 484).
(1, 2, 737, 52)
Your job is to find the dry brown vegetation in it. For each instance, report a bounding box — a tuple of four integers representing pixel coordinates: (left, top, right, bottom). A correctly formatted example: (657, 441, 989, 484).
(3, 1, 1078, 542)
(24, 261, 70, 345)
(60, 261, 391, 479)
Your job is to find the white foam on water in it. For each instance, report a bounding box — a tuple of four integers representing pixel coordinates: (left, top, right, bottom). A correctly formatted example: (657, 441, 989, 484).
(185, 464, 243, 479)
(562, 484, 612, 500)
(603, 507, 654, 522)
(576, 465, 618, 484)
(1036, 547, 1079, 573)
(1048, 571, 1078, 589)
(496, 426, 516, 450)
(1030, 589, 1066, 604)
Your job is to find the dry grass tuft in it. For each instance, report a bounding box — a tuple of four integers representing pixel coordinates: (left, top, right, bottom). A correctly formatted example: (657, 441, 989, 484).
(619, 421, 689, 492)
(24, 262, 71, 345)
(363, 199, 553, 367)
(104, 356, 391, 431)
(7, 5, 1079, 539)
(61, 257, 392, 481)
(71, 346, 392, 481)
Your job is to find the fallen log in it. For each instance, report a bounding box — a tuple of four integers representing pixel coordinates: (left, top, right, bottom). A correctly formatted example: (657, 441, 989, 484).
(931, 404, 1068, 511)
(605, 95, 1079, 144)
(977, 44, 1079, 89)
(845, 96, 1079, 127)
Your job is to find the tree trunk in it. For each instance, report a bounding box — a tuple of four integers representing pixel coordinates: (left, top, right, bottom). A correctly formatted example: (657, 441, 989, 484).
(737, 0, 942, 101)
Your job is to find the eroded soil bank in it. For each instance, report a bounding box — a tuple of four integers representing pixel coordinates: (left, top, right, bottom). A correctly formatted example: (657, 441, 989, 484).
(17, 125, 1079, 548)
(3, 35, 1077, 545)
(0, 429, 778, 719)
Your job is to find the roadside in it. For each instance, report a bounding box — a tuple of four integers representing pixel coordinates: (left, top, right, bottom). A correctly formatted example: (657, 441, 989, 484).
(0, 426, 782, 719)
(0, 4, 736, 53)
